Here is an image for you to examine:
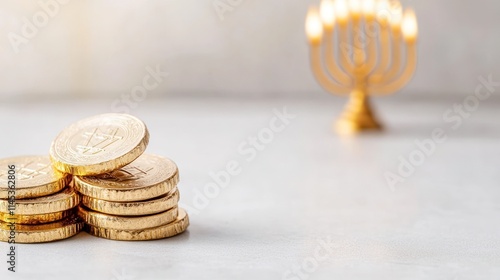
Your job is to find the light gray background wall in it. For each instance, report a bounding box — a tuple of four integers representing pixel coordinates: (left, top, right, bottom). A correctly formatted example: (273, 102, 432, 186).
(0, 0, 499, 99)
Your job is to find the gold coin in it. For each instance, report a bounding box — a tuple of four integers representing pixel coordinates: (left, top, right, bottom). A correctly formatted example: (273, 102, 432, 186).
(0, 209, 75, 225)
(84, 208, 189, 241)
(50, 113, 150, 176)
(0, 187, 80, 215)
(74, 154, 179, 202)
(78, 205, 178, 230)
(81, 188, 180, 216)
(0, 215, 83, 243)
(0, 155, 70, 199)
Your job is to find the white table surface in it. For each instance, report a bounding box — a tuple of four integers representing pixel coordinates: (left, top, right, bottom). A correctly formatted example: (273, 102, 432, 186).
(0, 96, 499, 280)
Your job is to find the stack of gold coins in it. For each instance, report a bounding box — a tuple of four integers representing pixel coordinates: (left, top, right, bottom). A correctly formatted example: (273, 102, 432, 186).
(49, 113, 189, 241)
(0, 156, 83, 243)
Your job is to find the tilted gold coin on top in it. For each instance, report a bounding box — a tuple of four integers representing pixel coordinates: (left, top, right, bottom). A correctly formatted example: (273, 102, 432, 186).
(49, 113, 149, 176)
(74, 153, 179, 202)
(0, 155, 70, 199)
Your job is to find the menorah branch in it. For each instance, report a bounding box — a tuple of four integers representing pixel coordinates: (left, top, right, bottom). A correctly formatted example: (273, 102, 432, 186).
(370, 43, 417, 95)
(325, 31, 352, 86)
(362, 18, 378, 75)
(311, 45, 352, 94)
(370, 25, 391, 77)
(339, 26, 356, 74)
(369, 29, 402, 84)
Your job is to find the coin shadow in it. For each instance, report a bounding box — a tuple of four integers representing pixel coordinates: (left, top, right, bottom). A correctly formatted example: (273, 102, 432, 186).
(141, 229, 191, 243)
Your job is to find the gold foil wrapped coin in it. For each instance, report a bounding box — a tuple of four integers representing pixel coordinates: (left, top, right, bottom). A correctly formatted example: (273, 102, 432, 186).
(74, 154, 179, 202)
(81, 188, 180, 216)
(84, 208, 189, 241)
(0, 209, 75, 225)
(78, 206, 178, 230)
(50, 113, 149, 176)
(0, 155, 70, 199)
(0, 215, 83, 243)
(0, 187, 80, 215)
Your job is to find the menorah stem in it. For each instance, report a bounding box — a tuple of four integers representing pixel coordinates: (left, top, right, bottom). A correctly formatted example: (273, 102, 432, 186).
(339, 25, 354, 73)
(371, 25, 391, 76)
(335, 88, 382, 134)
(363, 19, 378, 73)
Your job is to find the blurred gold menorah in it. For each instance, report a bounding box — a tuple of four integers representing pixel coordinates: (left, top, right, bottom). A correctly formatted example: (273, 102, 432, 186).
(306, 0, 418, 134)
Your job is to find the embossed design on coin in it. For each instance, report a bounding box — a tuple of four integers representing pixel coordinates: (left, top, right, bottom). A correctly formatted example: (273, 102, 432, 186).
(16, 162, 49, 179)
(100, 165, 154, 182)
(74, 154, 179, 202)
(76, 127, 124, 155)
(50, 113, 149, 176)
(0, 156, 70, 199)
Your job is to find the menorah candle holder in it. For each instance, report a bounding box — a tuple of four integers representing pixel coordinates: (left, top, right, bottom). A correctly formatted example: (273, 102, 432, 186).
(306, 0, 418, 134)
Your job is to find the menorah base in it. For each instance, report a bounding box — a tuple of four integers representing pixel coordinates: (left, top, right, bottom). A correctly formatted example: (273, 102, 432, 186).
(335, 90, 383, 135)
